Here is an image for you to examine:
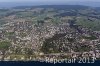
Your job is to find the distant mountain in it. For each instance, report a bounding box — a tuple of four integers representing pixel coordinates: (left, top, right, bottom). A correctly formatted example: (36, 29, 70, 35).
(65, 1, 100, 7)
(0, 1, 100, 8)
(13, 5, 89, 10)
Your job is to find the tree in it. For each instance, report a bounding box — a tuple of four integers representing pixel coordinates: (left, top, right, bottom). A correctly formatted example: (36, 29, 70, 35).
(0, 40, 11, 60)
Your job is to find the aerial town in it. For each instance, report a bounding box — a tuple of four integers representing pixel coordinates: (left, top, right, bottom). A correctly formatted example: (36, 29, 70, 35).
(0, 5, 100, 62)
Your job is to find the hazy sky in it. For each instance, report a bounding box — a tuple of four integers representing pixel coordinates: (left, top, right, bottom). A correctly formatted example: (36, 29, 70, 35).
(0, 0, 99, 2)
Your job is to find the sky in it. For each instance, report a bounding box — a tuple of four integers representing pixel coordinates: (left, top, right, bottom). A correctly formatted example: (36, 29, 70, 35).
(0, 0, 100, 2)
(0, 0, 100, 8)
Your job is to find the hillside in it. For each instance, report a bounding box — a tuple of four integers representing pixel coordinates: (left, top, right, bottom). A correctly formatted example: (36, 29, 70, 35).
(0, 5, 100, 61)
